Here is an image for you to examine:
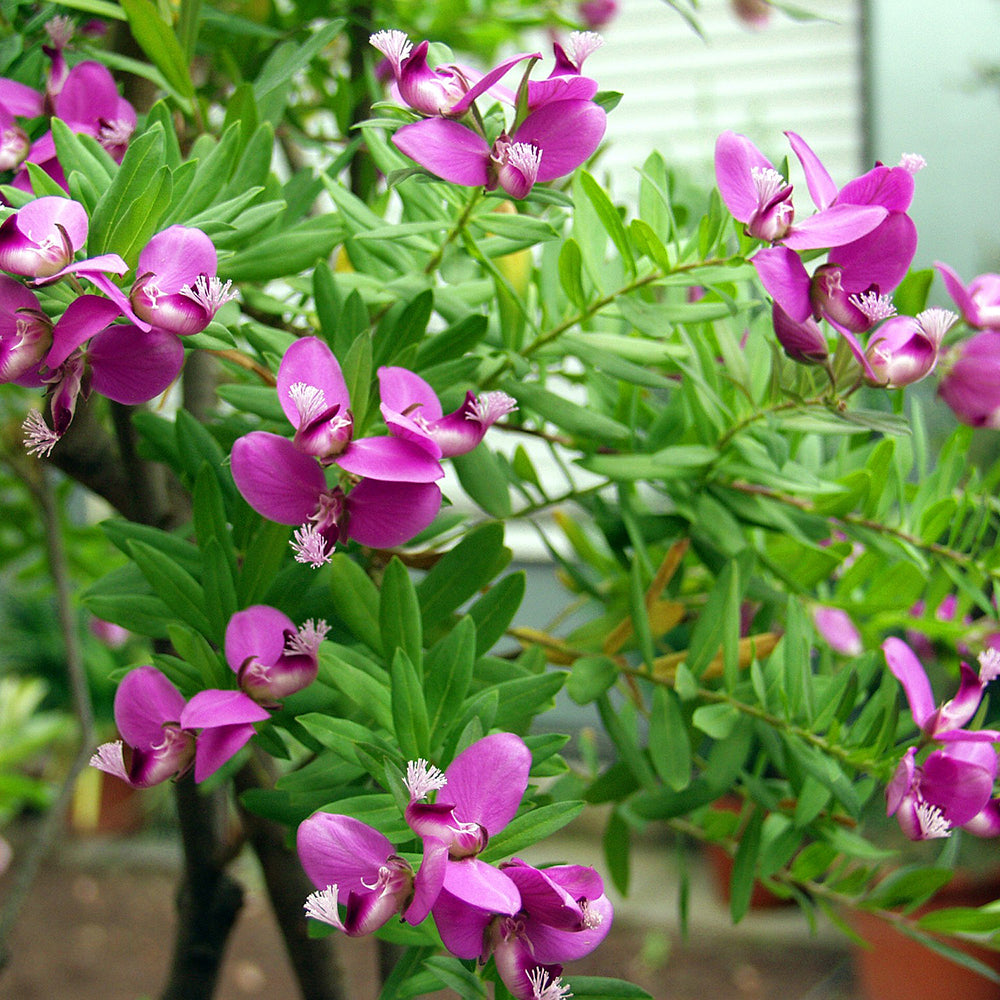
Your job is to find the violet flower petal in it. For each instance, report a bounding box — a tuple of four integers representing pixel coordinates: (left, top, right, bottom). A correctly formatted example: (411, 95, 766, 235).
(88, 323, 185, 405)
(377, 366, 443, 421)
(181, 689, 271, 729)
(784, 130, 838, 212)
(781, 204, 887, 252)
(193, 722, 258, 782)
(837, 165, 914, 213)
(277, 336, 351, 429)
(829, 213, 918, 294)
(345, 478, 441, 548)
(393, 118, 490, 187)
(114, 666, 186, 749)
(136, 225, 217, 293)
(448, 51, 541, 115)
(45, 295, 122, 369)
(432, 888, 495, 959)
(444, 732, 531, 834)
(337, 435, 444, 483)
(404, 836, 449, 925)
(714, 130, 775, 222)
(225, 605, 296, 674)
(512, 99, 606, 182)
(752, 246, 812, 323)
(231, 431, 327, 525)
(883, 637, 935, 730)
(297, 812, 396, 895)
(0, 78, 43, 117)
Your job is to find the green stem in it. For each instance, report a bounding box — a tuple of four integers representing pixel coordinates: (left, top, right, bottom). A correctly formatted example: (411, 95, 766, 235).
(424, 187, 483, 275)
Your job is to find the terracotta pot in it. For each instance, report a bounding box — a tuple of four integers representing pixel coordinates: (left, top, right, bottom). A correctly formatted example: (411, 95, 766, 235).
(851, 876, 1000, 1000)
(70, 765, 146, 835)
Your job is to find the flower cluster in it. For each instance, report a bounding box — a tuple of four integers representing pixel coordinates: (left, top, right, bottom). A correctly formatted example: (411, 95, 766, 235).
(231, 336, 515, 566)
(371, 28, 608, 199)
(298, 733, 612, 999)
(91, 604, 327, 787)
(0, 200, 235, 457)
(884, 638, 1000, 840)
(0, 18, 135, 189)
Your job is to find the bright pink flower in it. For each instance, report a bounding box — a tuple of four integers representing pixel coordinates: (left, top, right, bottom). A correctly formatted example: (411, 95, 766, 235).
(715, 132, 887, 249)
(297, 812, 447, 935)
(230, 431, 442, 568)
(937, 330, 1000, 428)
(812, 606, 862, 655)
(0, 276, 52, 383)
(527, 32, 604, 110)
(89, 666, 269, 786)
(936, 262, 1000, 331)
(225, 605, 329, 704)
(864, 308, 957, 388)
(578, 0, 618, 29)
(0, 196, 127, 283)
(378, 365, 516, 458)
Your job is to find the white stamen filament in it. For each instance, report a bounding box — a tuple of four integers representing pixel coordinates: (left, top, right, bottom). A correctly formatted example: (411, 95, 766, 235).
(580, 898, 603, 929)
(98, 118, 134, 150)
(289, 382, 328, 425)
(369, 29, 412, 71)
(22, 409, 60, 458)
(899, 153, 927, 175)
(45, 14, 74, 47)
(915, 801, 952, 840)
(179, 274, 238, 315)
(979, 648, 1000, 684)
(567, 30, 604, 68)
(304, 885, 344, 929)
(849, 290, 897, 324)
(466, 391, 518, 426)
(749, 165, 788, 207)
(916, 307, 958, 346)
(291, 524, 332, 568)
(286, 619, 331, 656)
(405, 758, 448, 801)
(89, 741, 130, 782)
(527, 967, 573, 1000)
(505, 142, 543, 183)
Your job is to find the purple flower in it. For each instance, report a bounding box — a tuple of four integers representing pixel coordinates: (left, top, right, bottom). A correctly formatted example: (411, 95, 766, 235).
(297, 812, 448, 935)
(0, 196, 127, 283)
(937, 330, 1000, 428)
(21, 295, 184, 458)
(0, 104, 30, 171)
(370, 30, 537, 118)
(90, 665, 269, 786)
(770, 302, 828, 365)
(378, 365, 516, 458)
(527, 32, 604, 110)
(0, 276, 52, 382)
(276, 337, 443, 482)
(578, 0, 618, 29)
(887, 742, 998, 841)
(230, 431, 442, 568)
(936, 262, 1000, 332)
(224, 605, 329, 704)
(864, 308, 957, 388)
(883, 638, 1000, 743)
(730, 0, 771, 29)
(715, 131, 887, 249)
(393, 98, 606, 199)
(812, 606, 862, 656)
(128, 226, 236, 336)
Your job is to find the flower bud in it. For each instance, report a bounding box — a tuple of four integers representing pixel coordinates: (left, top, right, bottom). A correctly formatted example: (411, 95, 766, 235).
(772, 302, 828, 365)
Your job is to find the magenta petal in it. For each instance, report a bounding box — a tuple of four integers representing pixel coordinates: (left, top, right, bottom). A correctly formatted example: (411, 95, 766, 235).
(449, 51, 541, 115)
(297, 812, 395, 894)
(393, 118, 489, 186)
(55, 61, 122, 125)
(528, 74, 598, 109)
(18, 196, 88, 251)
(137, 225, 217, 293)
(445, 732, 531, 834)
(377, 366, 442, 420)
(936, 662, 987, 733)
(513, 100, 606, 182)
(883, 637, 935, 729)
(231, 432, 326, 525)
(85, 271, 149, 330)
(0, 78, 43, 117)
(921, 746, 996, 826)
(181, 689, 270, 729)
(838, 165, 914, 213)
(345, 479, 441, 548)
(782, 204, 887, 251)
(443, 858, 521, 914)
(192, 722, 257, 782)
(886, 748, 916, 816)
(784, 131, 838, 211)
(751, 247, 812, 322)
(44, 296, 121, 368)
(502, 862, 586, 930)
(527, 894, 614, 963)
(404, 837, 449, 925)
(89, 324, 185, 404)
(380, 404, 442, 458)
(114, 666, 186, 748)
(829, 213, 917, 294)
(225, 605, 295, 674)
(714, 131, 773, 222)
(432, 889, 495, 960)
(936, 262, 978, 322)
(963, 799, 1000, 838)
(338, 435, 443, 482)
(277, 336, 350, 428)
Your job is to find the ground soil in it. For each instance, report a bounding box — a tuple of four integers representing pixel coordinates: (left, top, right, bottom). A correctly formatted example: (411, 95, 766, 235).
(0, 825, 863, 1000)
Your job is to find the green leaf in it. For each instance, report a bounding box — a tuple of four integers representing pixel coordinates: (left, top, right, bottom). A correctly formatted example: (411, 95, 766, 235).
(489, 671, 566, 729)
(238, 521, 290, 606)
(421, 957, 488, 999)
(866, 867, 954, 912)
(128, 540, 213, 637)
(416, 522, 510, 627)
(316, 648, 392, 731)
(202, 538, 238, 642)
(167, 623, 228, 688)
(649, 687, 691, 791)
(567, 655, 619, 705)
(691, 703, 740, 739)
(390, 649, 430, 760)
(480, 801, 584, 863)
(565, 978, 653, 1000)
(254, 20, 344, 100)
(120, 0, 195, 98)
(558, 238, 587, 307)
(506, 381, 632, 445)
(603, 808, 631, 895)
(579, 445, 716, 480)
(328, 553, 381, 652)
(51, 119, 116, 189)
(467, 572, 526, 656)
(451, 447, 512, 519)
(425, 617, 476, 745)
(220, 215, 344, 282)
(578, 171, 636, 275)
(730, 806, 763, 923)
(379, 558, 422, 671)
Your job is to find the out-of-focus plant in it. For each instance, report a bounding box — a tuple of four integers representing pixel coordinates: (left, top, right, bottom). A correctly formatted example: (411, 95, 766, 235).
(0, 2, 998, 999)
